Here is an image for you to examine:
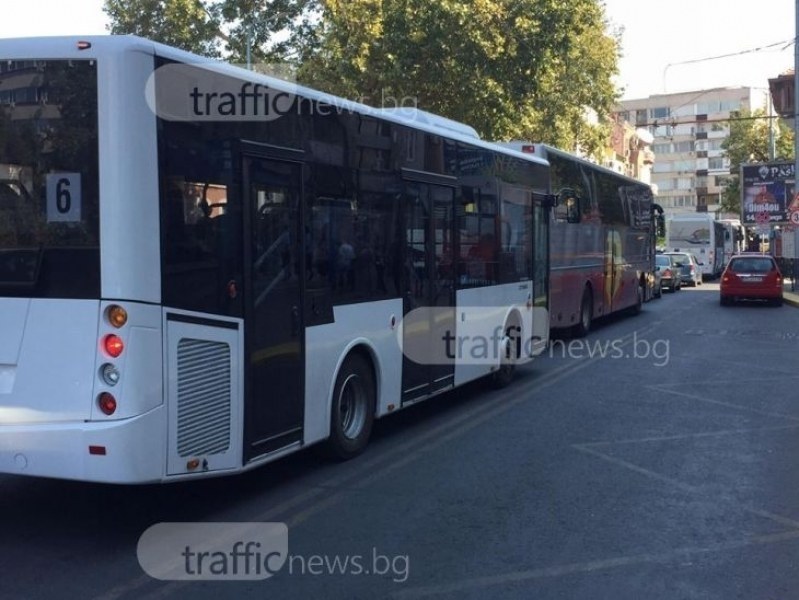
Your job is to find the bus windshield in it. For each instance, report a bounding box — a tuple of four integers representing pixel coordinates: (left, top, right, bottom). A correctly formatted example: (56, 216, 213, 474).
(668, 219, 710, 245)
(0, 59, 100, 297)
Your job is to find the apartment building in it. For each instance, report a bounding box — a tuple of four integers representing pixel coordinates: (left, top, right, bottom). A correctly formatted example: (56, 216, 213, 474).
(617, 87, 769, 217)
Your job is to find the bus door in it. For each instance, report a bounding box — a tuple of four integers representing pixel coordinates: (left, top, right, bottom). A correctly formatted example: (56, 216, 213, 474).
(242, 154, 305, 460)
(604, 229, 624, 311)
(401, 180, 456, 403)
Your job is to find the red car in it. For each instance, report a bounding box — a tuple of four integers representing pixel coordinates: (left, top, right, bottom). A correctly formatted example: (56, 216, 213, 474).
(720, 254, 783, 306)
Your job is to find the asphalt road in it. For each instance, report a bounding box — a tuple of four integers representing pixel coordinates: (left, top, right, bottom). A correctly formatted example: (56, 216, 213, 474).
(3, 283, 799, 600)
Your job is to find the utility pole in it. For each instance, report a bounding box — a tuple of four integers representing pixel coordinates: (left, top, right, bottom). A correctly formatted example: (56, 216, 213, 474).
(768, 95, 775, 161)
(794, 0, 799, 262)
(795, 0, 799, 176)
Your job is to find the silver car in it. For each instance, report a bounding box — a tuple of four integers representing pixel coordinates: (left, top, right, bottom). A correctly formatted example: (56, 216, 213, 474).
(665, 252, 702, 287)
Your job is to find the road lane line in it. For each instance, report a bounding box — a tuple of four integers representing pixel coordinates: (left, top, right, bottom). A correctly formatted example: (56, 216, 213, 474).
(572, 443, 698, 494)
(649, 387, 799, 423)
(119, 327, 659, 600)
(580, 423, 799, 447)
(391, 529, 799, 599)
(573, 443, 799, 531)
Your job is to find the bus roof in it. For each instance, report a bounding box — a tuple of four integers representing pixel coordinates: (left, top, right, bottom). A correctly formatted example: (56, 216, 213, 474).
(498, 141, 655, 189)
(0, 35, 549, 168)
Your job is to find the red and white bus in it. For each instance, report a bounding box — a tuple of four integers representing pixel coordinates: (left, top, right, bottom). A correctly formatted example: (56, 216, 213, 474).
(502, 143, 660, 336)
(0, 36, 551, 483)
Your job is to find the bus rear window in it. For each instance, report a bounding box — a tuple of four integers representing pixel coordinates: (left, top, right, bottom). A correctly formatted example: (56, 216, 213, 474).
(0, 59, 99, 298)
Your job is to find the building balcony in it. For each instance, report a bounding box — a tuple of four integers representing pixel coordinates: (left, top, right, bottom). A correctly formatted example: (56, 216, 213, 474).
(642, 149, 655, 164)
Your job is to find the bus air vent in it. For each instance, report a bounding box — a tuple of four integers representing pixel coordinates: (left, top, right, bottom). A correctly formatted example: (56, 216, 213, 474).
(176, 339, 232, 457)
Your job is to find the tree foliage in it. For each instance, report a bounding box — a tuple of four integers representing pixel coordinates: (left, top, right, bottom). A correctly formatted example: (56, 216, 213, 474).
(104, 0, 317, 63)
(720, 108, 794, 215)
(104, 0, 620, 155)
(297, 0, 620, 156)
(104, 0, 223, 56)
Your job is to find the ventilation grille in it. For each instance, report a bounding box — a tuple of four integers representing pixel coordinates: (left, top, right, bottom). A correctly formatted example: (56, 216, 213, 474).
(176, 338, 231, 457)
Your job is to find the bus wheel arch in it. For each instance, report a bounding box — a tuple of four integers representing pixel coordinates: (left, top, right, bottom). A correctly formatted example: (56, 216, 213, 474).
(492, 310, 523, 388)
(325, 347, 377, 461)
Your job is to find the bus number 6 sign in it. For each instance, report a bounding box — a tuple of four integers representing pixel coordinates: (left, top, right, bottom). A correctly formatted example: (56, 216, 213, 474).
(46, 172, 82, 223)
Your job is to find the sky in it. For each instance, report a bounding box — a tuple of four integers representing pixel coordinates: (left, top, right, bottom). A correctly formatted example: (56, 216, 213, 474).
(0, 0, 796, 101)
(603, 0, 796, 99)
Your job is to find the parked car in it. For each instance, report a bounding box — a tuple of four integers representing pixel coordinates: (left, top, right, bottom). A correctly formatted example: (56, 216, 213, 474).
(655, 254, 681, 292)
(719, 253, 783, 306)
(665, 252, 703, 287)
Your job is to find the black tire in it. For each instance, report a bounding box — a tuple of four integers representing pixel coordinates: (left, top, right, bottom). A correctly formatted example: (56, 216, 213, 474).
(573, 288, 593, 338)
(633, 282, 644, 314)
(655, 282, 662, 298)
(326, 354, 375, 461)
(772, 297, 784, 307)
(720, 295, 731, 306)
(491, 325, 519, 389)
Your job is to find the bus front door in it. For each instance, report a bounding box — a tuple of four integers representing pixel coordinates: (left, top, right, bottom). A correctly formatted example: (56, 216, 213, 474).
(243, 155, 305, 460)
(604, 228, 625, 312)
(401, 181, 456, 403)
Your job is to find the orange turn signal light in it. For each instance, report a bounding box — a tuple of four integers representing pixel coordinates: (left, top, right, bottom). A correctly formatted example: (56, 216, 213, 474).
(106, 305, 128, 328)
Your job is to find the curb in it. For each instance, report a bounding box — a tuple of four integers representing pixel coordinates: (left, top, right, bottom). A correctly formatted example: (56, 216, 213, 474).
(783, 282, 799, 308)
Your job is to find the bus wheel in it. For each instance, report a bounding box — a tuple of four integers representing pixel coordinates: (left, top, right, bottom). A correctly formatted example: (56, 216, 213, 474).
(630, 282, 643, 315)
(573, 288, 593, 338)
(326, 354, 375, 461)
(492, 329, 517, 388)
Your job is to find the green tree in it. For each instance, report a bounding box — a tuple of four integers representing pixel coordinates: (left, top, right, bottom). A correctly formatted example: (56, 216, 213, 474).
(104, 0, 316, 63)
(104, 0, 223, 56)
(297, 0, 620, 156)
(720, 108, 794, 215)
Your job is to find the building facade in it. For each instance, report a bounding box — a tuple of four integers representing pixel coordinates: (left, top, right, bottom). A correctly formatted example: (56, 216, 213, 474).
(617, 87, 769, 217)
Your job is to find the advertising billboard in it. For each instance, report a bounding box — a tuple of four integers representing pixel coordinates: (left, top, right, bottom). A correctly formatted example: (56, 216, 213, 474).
(741, 162, 795, 226)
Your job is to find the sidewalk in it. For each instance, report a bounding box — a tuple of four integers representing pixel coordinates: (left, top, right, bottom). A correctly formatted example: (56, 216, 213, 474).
(784, 280, 799, 308)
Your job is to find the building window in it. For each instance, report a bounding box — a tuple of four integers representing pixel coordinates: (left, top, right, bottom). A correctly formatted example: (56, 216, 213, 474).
(650, 107, 669, 119)
(708, 157, 726, 170)
(653, 143, 672, 154)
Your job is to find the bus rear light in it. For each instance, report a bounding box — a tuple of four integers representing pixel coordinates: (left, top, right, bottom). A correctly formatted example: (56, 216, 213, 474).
(98, 392, 117, 415)
(106, 305, 128, 328)
(89, 445, 107, 456)
(104, 334, 124, 358)
(100, 363, 120, 386)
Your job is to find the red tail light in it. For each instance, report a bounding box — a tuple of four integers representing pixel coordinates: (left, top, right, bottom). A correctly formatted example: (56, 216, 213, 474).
(104, 334, 124, 358)
(98, 392, 117, 415)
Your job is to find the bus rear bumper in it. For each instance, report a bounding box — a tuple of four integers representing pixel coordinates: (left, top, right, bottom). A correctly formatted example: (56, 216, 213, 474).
(0, 407, 166, 484)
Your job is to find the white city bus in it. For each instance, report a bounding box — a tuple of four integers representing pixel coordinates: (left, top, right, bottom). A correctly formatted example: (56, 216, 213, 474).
(717, 218, 745, 263)
(0, 36, 551, 483)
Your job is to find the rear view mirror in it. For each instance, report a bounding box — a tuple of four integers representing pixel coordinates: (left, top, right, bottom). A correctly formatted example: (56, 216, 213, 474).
(557, 188, 581, 224)
(655, 214, 666, 238)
